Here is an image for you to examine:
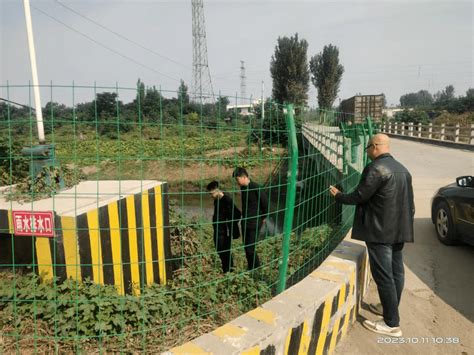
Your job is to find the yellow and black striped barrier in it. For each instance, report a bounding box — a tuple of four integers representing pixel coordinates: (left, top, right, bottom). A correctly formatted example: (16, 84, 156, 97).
(0, 182, 171, 295)
(166, 240, 368, 355)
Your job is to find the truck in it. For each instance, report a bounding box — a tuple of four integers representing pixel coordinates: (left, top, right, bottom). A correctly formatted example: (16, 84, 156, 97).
(340, 94, 385, 122)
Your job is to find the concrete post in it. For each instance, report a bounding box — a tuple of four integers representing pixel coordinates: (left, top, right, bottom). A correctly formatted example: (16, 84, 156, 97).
(418, 122, 422, 138)
(408, 122, 413, 137)
(395, 122, 398, 135)
(401, 122, 405, 136)
(440, 123, 446, 141)
(454, 124, 460, 143)
(470, 124, 474, 145)
(428, 123, 433, 139)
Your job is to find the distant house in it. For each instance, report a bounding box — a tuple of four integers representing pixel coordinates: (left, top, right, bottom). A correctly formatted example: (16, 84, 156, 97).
(382, 107, 403, 118)
(226, 99, 262, 117)
(382, 107, 412, 119)
(226, 104, 254, 116)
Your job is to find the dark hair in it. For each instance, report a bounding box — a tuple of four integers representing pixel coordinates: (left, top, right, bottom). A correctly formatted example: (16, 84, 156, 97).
(206, 180, 219, 191)
(232, 167, 248, 178)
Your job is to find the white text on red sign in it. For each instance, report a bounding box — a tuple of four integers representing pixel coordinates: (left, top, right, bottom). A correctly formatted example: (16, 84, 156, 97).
(12, 211, 55, 237)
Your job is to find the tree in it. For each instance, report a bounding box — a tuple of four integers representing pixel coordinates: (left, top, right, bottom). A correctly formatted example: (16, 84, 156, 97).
(136, 78, 146, 104)
(400, 90, 433, 108)
(90, 92, 129, 137)
(270, 33, 310, 107)
(43, 101, 71, 119)
(434, 85, 455, 108)
(216, 95, 230, 115)
(310, 44, 344, 109)
(42, 101, 72, 133)
(251, 99, 287, 146)
(394, 109, 429, 124)
(178, 80, 190, 105)
(142, 86, 162, 120)
(93, 92, 119, 119)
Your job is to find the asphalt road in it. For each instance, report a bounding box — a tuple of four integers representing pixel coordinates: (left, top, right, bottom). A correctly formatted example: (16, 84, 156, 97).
(335, 138, 474, 355)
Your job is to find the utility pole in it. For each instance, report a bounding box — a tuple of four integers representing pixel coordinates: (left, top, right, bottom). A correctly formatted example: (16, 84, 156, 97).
(240, 60, 246, 104)
(261, 81, 264, 120)
(23, 0, 45, 144)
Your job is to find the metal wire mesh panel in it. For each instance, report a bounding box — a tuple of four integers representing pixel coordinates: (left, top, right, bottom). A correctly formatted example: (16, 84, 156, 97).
(0, 84, 370, 352)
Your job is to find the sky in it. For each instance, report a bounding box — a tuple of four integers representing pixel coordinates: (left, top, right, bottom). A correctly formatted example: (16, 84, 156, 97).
(0, 0, 473, 108)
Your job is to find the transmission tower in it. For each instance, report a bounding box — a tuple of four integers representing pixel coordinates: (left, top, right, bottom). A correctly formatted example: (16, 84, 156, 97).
(240, 60, 246, 104)
(191, 0, 214, 103)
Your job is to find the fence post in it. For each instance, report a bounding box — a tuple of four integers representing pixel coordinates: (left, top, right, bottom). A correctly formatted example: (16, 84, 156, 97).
(440, 123, 446, 141)
(395, 122, 398, 134)
(471, 124, 474, 145)
(454, 124, 460, 143)
(408, 122, 413, 137)
(429, 123, 433, 139)
(401, 122, 405, 136)
(418, 122, 422, 138)
(366, 115, 374, 137)
(277, 104, 298, 294)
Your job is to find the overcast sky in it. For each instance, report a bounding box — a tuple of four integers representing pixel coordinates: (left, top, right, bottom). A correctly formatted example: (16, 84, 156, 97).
(1, 0, 473, 108)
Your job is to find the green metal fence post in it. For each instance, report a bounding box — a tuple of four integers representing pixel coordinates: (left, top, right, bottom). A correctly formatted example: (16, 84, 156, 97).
(277, 104, 298, 294)
(366, 115, 374, 137)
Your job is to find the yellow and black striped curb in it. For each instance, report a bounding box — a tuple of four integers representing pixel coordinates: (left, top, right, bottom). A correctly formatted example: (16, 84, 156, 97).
(0, 182, 172, 295)
(166, 240, 368, 355)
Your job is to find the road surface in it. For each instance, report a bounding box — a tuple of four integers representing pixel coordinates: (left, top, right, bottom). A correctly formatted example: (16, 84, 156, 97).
(335, 138, 474, 355)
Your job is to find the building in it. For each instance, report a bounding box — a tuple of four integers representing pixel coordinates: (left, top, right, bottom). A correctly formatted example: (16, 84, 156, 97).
(382, 107, 412, 119)
(226, 99, 262, 117)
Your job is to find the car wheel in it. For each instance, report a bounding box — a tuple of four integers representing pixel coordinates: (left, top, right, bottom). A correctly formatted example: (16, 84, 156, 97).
(434, 201, 456, 245)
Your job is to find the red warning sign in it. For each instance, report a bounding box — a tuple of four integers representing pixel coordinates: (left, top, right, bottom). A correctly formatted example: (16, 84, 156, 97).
(12, 211, 55, 237)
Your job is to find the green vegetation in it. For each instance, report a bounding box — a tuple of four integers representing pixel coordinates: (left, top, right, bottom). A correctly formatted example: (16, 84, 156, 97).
(392, 86, 474, 126)
(0, 205, 334, 353)
(310, 44, 345, 110)
(270, 33, 310, 107)
(0, 136, 29, 185)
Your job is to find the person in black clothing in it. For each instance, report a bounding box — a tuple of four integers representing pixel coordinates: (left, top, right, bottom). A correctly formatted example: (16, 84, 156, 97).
(233, 167, 269, 271)
(329, 134, 414, 338)
(206, 181, 241, 273)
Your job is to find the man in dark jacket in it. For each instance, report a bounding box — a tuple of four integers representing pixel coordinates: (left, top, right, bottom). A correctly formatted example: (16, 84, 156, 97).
(207, 181, 241, 273)
(329, 133, 414, 338)
(233, 167, 269, 271)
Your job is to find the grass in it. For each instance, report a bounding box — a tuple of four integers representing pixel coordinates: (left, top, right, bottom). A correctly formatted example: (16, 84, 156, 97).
(0, 206, 334, 353)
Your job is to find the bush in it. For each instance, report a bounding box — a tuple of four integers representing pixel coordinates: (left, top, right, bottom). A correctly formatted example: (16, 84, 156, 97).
(393, 109, 429, 124)
(0, 135, 29, 186)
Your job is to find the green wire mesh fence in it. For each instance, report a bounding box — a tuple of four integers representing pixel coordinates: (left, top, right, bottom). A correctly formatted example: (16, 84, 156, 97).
(0, 83, 374, 352)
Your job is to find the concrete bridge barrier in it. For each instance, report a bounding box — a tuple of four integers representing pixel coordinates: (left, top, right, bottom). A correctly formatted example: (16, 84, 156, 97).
(166, 239, 369, 355)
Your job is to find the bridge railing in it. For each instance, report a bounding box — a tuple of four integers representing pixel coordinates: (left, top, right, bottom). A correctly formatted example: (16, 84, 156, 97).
(381, 121, 474, 145)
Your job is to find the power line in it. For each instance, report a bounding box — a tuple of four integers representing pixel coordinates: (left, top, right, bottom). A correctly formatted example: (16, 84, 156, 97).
(52, 1, 243, 87)
(54, 0, 192, 71)
(31, 4, 181, 83)
(0, 97, 35, 110)
(240, 60, 246, 104)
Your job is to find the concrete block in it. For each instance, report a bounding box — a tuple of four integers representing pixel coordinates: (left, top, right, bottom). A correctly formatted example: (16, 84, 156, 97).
(164, 239, 368, 355)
